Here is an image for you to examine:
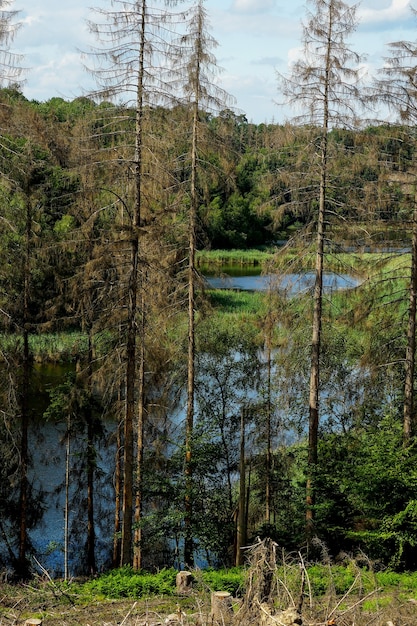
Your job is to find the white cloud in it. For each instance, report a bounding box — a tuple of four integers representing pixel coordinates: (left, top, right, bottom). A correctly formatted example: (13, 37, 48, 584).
(231, 0, 276, 14)
(359, 0, 411, 24)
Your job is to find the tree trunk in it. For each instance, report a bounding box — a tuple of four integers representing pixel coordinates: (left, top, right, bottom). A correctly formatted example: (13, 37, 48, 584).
(184, 29, 200, 569)
(133, 290, 145, 570)
(265, 294, 273, 524)
(306, 20, 330, 537)
(236, 407, 246, 566)
(18, 197, 31, 578)
(403, 200, 417, 444)
(86, 329, 96, 574)
(64, 415, 70, 581)
(113, 395, 122, 568)
(120, 0, 146, 567)
(18, 326, 29, 578)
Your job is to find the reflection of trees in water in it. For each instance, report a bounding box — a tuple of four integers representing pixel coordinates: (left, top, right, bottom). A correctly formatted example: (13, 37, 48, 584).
(205, 271, 360, 294)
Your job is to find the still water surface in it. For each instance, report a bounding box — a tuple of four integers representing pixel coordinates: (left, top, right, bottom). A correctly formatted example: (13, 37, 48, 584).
(204, 271, 360, 293)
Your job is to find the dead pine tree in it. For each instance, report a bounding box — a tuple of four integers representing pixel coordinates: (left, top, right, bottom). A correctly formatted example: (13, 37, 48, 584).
(85, 0, 183, 568)
(279, 0, 366, 539)
(375, 9, 417, 445)
(169, 0, 233, 567)
(0, 0, 26, 579)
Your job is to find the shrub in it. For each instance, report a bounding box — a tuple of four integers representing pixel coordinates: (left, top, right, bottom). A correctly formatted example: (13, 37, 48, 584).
(80, 567, 177, 599)
(200, 568, 245, 596)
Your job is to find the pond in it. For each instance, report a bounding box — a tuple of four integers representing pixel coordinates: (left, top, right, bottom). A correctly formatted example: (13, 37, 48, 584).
(204, 270, 360, 294)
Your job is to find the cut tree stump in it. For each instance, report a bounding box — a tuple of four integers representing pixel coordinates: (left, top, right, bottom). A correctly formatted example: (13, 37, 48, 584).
(176, 570, 193, 594)
(211, 591, 233, 625)
(24, 620, 43, 626)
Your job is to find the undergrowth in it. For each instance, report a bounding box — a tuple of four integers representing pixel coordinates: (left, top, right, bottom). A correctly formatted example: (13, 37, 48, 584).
(63, 564, 417, 602)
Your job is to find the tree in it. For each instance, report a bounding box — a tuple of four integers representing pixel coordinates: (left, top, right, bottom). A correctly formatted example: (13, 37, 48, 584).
(0, 1, 22, 89)
(86, 0, 187, 567)
(0, 100, 71, 577)
(280, 0, 365, 536)
(0, 0, 26, 579)
(375, 9, 417, 443)
(194, 320, 261, 564)
(170, 0, 233, 566)
(86, 0, 154, 568)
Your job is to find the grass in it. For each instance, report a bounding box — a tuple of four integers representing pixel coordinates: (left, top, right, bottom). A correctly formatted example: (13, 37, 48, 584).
(51, 565, 417, 602)
(197, 248, 276, 268)
(206, 289, 267, 316)
(29, 331, 89, 362)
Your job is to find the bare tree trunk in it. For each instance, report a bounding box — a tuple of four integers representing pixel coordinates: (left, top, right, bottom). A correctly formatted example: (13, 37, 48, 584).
(134, 285, 145, 570)
(306, 24, 330, 537)
(64, 415, 70, 580)
(265, 294, 273, 524)
(184, 9, 201, 566)
(86, 329, 96, 574)
(18, 198, 31, 578)
(404, 199, 417, 443)
(236, 407, 246, 566)
(113, 395, 122, 568)
(120, 0, 146, 567)
(18, 326, 29, 577)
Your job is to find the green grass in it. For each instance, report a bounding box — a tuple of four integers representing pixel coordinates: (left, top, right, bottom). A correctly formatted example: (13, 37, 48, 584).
(70, 566, 245, 601)
(197, 248, 275, 268)
(0, 331, 88, 362)
(207, 289, 267, 316)
(73, 567, 178, 600)
(61, 565, 417, 603)
(29, 332, 88, 362)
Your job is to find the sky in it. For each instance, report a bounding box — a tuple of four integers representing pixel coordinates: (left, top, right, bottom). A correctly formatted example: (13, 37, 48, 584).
(14, 0, 417, 124)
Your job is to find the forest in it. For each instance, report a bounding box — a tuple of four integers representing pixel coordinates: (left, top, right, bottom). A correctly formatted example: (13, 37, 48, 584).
(3, 0, 417, 582)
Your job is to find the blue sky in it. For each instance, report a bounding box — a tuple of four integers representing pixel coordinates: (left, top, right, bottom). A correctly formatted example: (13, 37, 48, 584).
(15, 0, 416, 123)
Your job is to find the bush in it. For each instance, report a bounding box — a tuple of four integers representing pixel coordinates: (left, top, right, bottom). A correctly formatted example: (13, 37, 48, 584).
(80, 567, 177, 599)
(200, 567, 245, 596)
(306, 564, 356, 596)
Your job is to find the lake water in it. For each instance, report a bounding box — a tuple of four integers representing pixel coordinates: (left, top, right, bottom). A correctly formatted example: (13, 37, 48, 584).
(204, 271, 360, 294)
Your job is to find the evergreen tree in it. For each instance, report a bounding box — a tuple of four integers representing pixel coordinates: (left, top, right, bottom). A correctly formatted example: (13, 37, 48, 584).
(280, 0, 365, 537)
(170, 0, 233, 566)
(375, 8, 417, 443)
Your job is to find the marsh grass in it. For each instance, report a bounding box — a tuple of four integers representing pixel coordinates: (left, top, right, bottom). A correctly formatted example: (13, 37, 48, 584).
(29, 332, 88, 362)
(207, 289, 267, 316)
(197, 248, 274, 268)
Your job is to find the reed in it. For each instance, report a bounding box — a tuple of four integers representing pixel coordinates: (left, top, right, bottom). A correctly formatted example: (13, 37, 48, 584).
(197, 248, 275, 268)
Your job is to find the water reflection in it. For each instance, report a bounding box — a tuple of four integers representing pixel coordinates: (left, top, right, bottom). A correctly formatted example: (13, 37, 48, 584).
(205, 271, 360, 294)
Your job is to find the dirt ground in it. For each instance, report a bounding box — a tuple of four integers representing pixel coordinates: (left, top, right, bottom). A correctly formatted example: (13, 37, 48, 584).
(0, 586, 205, 626)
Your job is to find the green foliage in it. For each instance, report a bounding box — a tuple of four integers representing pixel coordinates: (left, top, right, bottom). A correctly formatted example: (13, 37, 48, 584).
(78, 567, 178, 599)
(314, 415, 417, 566)
(199, 568, 244, 596)
(306, 564, 356, 596)
(374, 569, 417, 596)
(69, 564, 417, 604)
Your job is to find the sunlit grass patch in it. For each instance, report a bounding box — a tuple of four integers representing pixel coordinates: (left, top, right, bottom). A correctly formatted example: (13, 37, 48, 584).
(207, 288, 266, 315)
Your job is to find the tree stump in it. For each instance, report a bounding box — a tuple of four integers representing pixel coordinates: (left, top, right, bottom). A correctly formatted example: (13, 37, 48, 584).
(211, 591, 233, 625)
(24, 620, 43, 626)
(176, 570, 193, 594)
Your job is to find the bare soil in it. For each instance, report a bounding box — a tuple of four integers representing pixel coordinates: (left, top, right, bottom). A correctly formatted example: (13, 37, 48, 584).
(0, 583, 207, 626)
